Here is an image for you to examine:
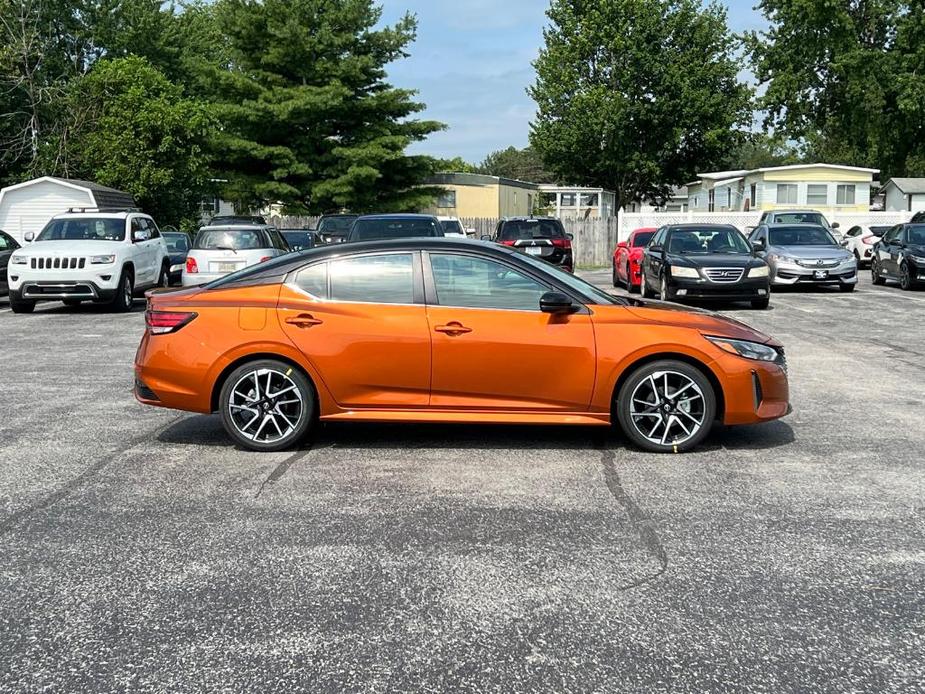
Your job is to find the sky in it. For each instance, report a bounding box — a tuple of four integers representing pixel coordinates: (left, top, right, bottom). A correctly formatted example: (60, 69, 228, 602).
(378, 0, 766, 163)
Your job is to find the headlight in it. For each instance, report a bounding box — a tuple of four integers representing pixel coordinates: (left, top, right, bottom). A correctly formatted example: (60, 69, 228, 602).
(705, 335, 780, 362)
(768, 253, 797, 264)
(10, 254, 28, 265)
(671, 266, 700, 279)
(90, 255, 116, 264)
(910, 255, 925, 264)
(748, 265, 769, 278)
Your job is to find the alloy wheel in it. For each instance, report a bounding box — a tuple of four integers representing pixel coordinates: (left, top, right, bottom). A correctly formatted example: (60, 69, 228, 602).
(900, 263, 911, 290)
(228, 367, 305, 444)
(629, 370, 706, 447)
(123, 276, 133, 306)
(661, 274, 669, 300)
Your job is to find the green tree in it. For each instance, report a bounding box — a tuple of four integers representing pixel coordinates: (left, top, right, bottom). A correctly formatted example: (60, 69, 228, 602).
(721, 133, 805, 170)
(435, 156, 477, 174)
(60, 56, 214, 226)
(199, 0, 444, 213)
(477, 146, 555, 183)
(530, 0, 751, 209)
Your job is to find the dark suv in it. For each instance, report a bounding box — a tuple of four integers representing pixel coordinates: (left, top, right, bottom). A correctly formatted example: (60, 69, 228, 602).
(317, 214, 359, 244)
(492, 217, 574, 272)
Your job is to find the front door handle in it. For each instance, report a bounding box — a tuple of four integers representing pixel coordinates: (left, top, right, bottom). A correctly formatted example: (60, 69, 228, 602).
(285, 313, 323, 328)
(435, 322, 472, 336)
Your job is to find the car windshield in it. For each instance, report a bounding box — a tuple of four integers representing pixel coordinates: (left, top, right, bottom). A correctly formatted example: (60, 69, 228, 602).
(499, 220, 565, 241)
(667, 227, 750, 254)
(282, 231, 314, 249)
(768, 225, 837, 246)
(908, 225, 925, 244)
(318, 216, 357, 233)
(194, 228, 268, 250)
(773, 212, 828, 226)
(441, 220, 465, 235)
(350, 218, 440, 241)
(163, 232, 189, 253)
(631, 231, 654, 247)
(518, 252, 624, 306)
(36, 218, 125, 242)
(869, 226, 891, 236)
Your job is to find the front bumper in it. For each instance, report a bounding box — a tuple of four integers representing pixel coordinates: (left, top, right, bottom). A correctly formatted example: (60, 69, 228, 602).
(669, 275, 770, 300)
(13, 280, 118, 302)
(772, 261, 857, 286)
(715, 353, 791, 426)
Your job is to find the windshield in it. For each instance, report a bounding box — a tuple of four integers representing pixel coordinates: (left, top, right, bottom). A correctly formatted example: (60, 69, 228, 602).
(772, 212, 829, 226)
(518, 252, 623, 305)
(282, 231, 315, 249)
(908, 225, 925, 245)
(667, 227, 750, 254)
(163, 232, 189, 253)
(499, 220, 565, 241)
(318, 216, 357, 233)
(350, 218, 440, 241)
(193, 228, 268, 250)
(441, 220, 465, 235)
(768, 225, 837, 246)
(36, 218, 125, 242)
(631, 231, 655, 247)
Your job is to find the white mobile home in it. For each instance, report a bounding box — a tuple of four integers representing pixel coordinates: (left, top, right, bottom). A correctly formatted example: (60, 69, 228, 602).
(0, 177, 135, 244)
(881, 178, 925, 213)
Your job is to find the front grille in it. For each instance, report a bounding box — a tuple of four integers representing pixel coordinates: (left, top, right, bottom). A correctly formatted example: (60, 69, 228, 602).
(704, 267, 744, 283)
(796, 258, 840, 268)
(31, 257, 86, 270)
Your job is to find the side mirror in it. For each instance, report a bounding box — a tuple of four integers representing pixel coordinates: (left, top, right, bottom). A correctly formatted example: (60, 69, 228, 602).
(480, 234, 492, 241)
(133, 229, 151, 242)
(832, 222, 840, 229)
(751, 239, 766, 252)
(839, 238, 849, 247)
(566, 233, 574, 241)
(540, 291, 577, 315)
(649, 244, 664, 254)
(617, 241, 628, 250)
(24, 231, 35, 242)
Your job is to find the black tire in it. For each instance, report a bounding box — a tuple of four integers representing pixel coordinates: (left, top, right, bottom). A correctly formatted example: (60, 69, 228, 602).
(156, 262, 169, 289)
(660, 273, 672, 302)
(9, 293, 35, 313)
(899, 262, 914, 291)
(871, 259, 886, 285)
(751, 296, 770, 309)
(63, 299, 82, 307)
(615, 359, 716, 453)
(612, 261, 620, 288)
(110, 269, 134, 312)
(839, 283, 856, 293)
(641, 269, 655, 298)
(219, 359, 315, 452)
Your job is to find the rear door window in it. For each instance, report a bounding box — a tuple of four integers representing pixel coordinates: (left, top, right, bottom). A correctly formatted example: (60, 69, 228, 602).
(329, 253, 414, 304)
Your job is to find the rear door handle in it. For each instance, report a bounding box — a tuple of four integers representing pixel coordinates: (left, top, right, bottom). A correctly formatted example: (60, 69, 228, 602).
(285, 313, 323, 328)
(435, 322, 472, 335)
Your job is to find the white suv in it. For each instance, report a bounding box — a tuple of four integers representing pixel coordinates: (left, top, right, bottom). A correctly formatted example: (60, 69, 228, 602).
(7, 210, 169, 313)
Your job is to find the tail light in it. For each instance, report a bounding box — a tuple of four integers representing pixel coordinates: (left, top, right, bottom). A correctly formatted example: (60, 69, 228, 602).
(186, 257, 198, 273)
(499, 240, 516, 247)
(259, 256, 272, 263)
(552, 238, 572, 249)
(146, 310, 198, 335)
(862, 236, 875, 245)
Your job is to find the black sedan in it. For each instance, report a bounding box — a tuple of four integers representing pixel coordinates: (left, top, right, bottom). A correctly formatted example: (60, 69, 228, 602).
(0, 230, 21, 296)
(641, 224, 771, 309)
(871, 223, 925, 290)
(162, 231, 191, 285)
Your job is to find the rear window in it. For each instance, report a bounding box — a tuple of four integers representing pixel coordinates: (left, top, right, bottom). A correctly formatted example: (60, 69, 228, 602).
(440, 220, 465, 235)
(37, 218, 125, 242)
(163, 233, 189, 253)
(318, 216, 357, 233)
(631, 231, 654, 247)
(350, 218, 440, 241)
(193, 228, 269, 250)
(499, 219, 565, 241)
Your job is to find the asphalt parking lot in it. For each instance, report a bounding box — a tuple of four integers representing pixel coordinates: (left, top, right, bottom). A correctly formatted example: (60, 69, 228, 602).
(1, 272, 923, 693)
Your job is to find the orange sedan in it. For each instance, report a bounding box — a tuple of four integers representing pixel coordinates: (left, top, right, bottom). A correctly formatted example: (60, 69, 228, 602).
(134, 238, 790, 453)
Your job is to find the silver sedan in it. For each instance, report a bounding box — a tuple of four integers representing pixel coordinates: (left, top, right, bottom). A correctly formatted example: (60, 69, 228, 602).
(750, 223, 857, 292)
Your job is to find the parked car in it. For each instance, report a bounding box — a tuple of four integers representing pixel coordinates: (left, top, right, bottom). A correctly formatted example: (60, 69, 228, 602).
(871, 223, 925, 290)
(209, 215, 267, 226)
(640, 224, 771, 309)
(346, 214, 444, 242)
(910, 211, 925, 224)
(612, 227, 656, 291)
(758, 209, 841, 239)
(6, 210, 168, 313)
(438, 216, 467, 237)
(491, 217, 574, 272)
(842, 225, 890, 268)
(0, 230, 20, 296)
(281, 229, 319, 251)
(750, 223, 857, 292)
(162, 231, 191, 285)
(135, 237, 790, 454)
(182, 224, 290, 286)
(317, 214, 359, 244)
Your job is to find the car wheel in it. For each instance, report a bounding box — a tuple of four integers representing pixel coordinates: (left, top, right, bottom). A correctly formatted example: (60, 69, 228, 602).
(641, 269, 655, 298)
(616, 360, 716, 453)
(219, 359, 315, 452)
(9, 293, 35, 314)
(751, 296, 770, 309)
(63, 299, 82, 307)
(871, 259, 885, 285)
(660, 273, 672, 301)
(156, 262, 169, 289)
(839, 283, 855, 293)
(612, 261, 619, 288)
(899, 262, 915, 290)
(110, 270, 134, 312)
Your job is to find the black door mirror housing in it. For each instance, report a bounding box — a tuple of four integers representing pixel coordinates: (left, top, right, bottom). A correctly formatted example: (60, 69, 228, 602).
(649, 244, 663, 254)
(540, 291, 577, 315)
(480, 234, 492, 242)
(752, 239, 766, 252)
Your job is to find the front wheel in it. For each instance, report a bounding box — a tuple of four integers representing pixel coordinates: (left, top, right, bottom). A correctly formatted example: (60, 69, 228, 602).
(156, 262, 169, 289)
(612, 261, 620, 288)
(616, 360, 716, 453)
(660, 273, 672, 302)
(899, 262, 915, 291)
(871, 260, 886, 285)
(9, 293, 35, 313)
(110, 270, 134, 312)
(219, 359, 315, 452)
(751, 296, 770, 309)
(839, 283, 856, 293)
(641, 269, 656, 298)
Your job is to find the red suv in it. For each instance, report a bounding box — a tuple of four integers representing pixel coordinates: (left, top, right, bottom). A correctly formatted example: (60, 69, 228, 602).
(492, 217, 574, 272)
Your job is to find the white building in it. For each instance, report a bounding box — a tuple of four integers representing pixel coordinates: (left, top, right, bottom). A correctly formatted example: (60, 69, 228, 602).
(881, 178, 925, 213)
(537, 184, 616, 218)
(0, 177, 135, 244)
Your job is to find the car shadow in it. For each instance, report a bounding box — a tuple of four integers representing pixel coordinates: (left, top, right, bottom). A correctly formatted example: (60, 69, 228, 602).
(157, 414, 796, 453)
(32, 299, 146, 314)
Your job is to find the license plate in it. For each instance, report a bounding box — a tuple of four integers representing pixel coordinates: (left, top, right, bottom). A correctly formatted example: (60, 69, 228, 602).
(525, 246, 543, 256)
(813, 270, 828, 280)
(216, 262, 238, 272)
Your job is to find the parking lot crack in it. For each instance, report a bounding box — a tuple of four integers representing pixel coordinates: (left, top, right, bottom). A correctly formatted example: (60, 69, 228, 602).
(596, 443, 669, 590)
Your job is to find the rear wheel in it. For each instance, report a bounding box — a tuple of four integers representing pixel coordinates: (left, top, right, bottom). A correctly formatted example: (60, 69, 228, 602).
(871, 259, 886, 285)
(616, 360, 716, 453)
(612, 260, 620, 288)
(219, 359, 315, 452)
(9, 293, 35, 313)
(110, 270, 134, 312)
